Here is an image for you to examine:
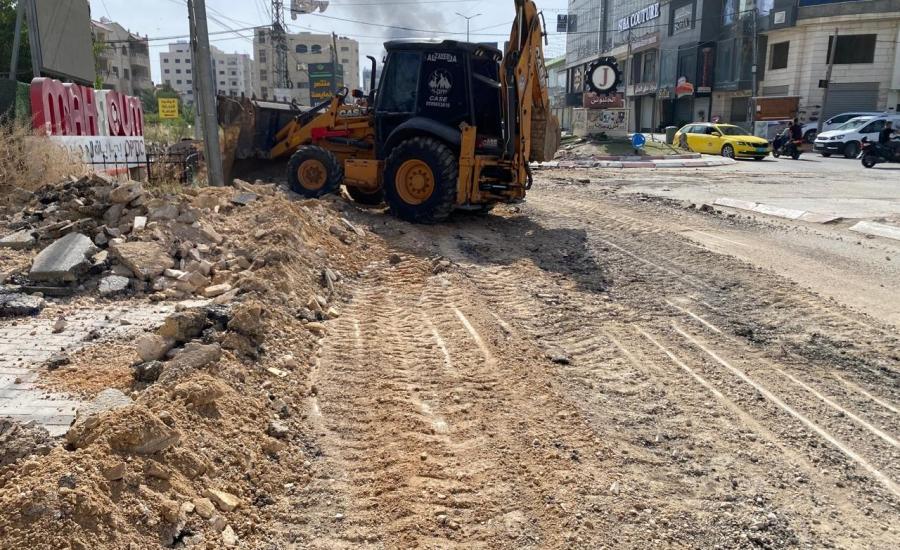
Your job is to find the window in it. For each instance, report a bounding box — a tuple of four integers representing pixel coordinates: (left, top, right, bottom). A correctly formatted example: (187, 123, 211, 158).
(642, 51, 657, 83)
(378, 51, 420, 112)
(186, 69, 191, 74)
(231, 81, 237, 86)
(220, 81, 226, 86)
(311, 45, 322, 54)
(770, 41, 789, 70)
(261, 87, 268, 98)
(296, 44, 308, 54)
(176, 49, 184, 53)
(722, 0, 736, 25)
(861, 120, 886, 134)
(829, 114, 855, 124)
(258, 32, 266, 44)
(112, 66, 119, 76)
(164, 69, 170, 74)
(176, 69, 182, 74)
(163, 58, 169, 63)
(165, 79, 171, 86)
(231, 71, 237, 76)
(121, 46, 127, 55)
(219, 70, 225, 75)
(187, 80, 192, 85)
(176, 79, 182, 84)
(341, 46, 349, 52)
(827, 34, 876, 64)
(260, 69, 268, 82)
(175, 59, 181, 63)
(259, 51, 267, 63)
(123, 68, 130, 80)
(297, 81, 309, 89)
(218, 60, 224, 64)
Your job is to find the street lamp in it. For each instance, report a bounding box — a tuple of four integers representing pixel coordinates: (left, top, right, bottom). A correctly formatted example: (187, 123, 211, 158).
(455, 12, 482, 43)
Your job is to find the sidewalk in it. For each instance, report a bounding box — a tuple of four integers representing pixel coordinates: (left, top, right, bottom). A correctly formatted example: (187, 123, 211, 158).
(535, 156, 736, 170)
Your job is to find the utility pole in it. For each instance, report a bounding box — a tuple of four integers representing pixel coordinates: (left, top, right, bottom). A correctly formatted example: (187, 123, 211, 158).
(818, 28, 839, 134)
(187, 0, 202, 140)
(272, 0, 290, 90)
(455, 12, 483, 43)
(8, 0, 26, 80)
(24, 0, 41, 78)
(331, 32, 338, 94)
(749, 0, 759, 127)
(192, 0, 224, 186)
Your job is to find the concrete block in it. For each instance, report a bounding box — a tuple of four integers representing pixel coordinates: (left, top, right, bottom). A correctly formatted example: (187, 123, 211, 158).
(29, 233, 97, 283)
(849, 221, 900, 242)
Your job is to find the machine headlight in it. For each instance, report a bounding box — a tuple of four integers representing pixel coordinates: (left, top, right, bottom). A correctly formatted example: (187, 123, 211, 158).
(834, 135, 844, 140)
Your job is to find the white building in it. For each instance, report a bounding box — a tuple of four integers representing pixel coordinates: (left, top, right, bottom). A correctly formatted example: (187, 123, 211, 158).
(758, 0, 900, 121)
(159, 42, 255, 105)
(92, 18, 153, 95)
(253, 28, 360, 105)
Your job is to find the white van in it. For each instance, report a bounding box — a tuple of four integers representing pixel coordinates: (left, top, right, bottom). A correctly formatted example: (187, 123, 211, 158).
(813, 115, 900, 158)
(801, 112, 883, 142)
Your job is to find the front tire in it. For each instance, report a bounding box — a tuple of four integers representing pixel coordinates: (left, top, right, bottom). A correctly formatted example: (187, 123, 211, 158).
(384, 137, 458, 224)
(753, 156, 766, 161)
(821, 153, 832, 158)
(721, 144, 735, 159)
(843, 141, 860, 159)
(287, 146, 342, 198)
(804, 130, 817, 144)
(861, 155, 878, 168)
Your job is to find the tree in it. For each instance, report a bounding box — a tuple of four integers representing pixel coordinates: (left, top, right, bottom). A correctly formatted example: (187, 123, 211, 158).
(0, 0, 33, 81)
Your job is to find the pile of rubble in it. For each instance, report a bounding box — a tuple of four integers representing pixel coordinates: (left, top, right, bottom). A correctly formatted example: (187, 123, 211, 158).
(0, 176, 380, 548)
(0, 174, 282, 313)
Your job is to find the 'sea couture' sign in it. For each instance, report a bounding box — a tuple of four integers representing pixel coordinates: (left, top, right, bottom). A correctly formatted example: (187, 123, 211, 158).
(617, 3, 660, 33)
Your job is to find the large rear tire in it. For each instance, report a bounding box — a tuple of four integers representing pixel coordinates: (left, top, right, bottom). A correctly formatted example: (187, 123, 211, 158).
(345, 185, 384, 205)
(287, 146, 342, 198)
(384, 137, 458, 224)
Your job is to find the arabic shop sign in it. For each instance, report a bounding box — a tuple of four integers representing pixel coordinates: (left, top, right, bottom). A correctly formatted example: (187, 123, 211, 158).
(617, 2, 660, 33)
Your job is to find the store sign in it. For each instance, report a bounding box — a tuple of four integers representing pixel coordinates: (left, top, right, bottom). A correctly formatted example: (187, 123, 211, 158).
(617, 3, 660, 32)
(29, 77, 146, 168)
(672, 5, 693, 35)
(586, 58, 622, 95)
(631, 82, 658, 96)
(675, 77, 695, 98)
(308, 63, 343, 103)
(583, 92, 625, 109)
(158, 98, 179, 120)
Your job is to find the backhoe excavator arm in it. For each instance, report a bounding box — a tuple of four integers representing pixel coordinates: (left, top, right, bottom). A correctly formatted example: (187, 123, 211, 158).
(501, 0, 559, 166)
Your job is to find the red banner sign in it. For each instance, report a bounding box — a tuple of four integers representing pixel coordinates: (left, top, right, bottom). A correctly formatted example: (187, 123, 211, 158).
(583, 92, 625, 109)
(30, 77, 144, 138)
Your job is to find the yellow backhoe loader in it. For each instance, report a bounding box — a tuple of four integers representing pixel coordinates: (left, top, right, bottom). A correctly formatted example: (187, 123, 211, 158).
(219, 0, 559, 223)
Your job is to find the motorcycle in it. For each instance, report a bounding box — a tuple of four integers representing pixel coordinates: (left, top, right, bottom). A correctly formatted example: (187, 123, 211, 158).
(772, 130, 803, 160)
(860, 137, 900, 168)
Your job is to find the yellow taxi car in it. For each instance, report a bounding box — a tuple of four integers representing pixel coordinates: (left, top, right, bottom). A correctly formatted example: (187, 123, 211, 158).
(673, 122, 771, 159)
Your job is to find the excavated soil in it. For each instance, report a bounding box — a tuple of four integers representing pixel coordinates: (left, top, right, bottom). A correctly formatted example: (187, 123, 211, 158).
(1, 171, 899, 549)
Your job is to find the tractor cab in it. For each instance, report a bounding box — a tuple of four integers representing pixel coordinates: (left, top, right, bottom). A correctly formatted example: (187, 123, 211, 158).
(374, 40, 504, 159)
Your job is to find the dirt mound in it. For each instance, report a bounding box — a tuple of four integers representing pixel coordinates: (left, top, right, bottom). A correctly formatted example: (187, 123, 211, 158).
(0, 181, 380, 548)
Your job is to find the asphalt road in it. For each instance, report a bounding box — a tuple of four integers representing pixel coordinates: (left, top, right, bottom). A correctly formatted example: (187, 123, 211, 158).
(619, 150, 900, 222)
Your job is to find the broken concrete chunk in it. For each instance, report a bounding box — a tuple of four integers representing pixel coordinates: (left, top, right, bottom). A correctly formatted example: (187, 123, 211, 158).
(135, 333, 175, 362)
(205, 488, 241, 512)
(110, 241, 175, 280)
(158, 309, 207, 342)
(0, 229, 37, 250)
(0, 419, 53, 468)
(231, 192, 258, 206)
(101, 462, 127, 481)
(66, 388, 134, 436)
(203, 283, 232, 298)
(221, 525, 238, 547)
(157, 343, 223, 384)
(132, 216, 148, 232)
(133, 361, 163, 383)
(0, 293, 45, 317)
(99, 275, 130, 297)
(109, 181, 144, 204)
(194, 498, 215, 519)
(148, 202, 179, 221)
(29, 233, 97, 283)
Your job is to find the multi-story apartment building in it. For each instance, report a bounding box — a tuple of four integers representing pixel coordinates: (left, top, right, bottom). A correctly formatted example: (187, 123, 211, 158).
(561, 0, 900, 132)
(158, 42, 255, 105)
(253, 28, 360, 105)
(757, 0, 900, 122)
(92, 18, 153, 96)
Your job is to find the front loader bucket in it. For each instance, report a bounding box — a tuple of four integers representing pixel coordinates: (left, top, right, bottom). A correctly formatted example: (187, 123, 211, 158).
(216, 96, 306, 182)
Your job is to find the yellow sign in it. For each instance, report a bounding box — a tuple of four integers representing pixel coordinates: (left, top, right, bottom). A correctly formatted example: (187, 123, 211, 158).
(158, 98, 179, 119)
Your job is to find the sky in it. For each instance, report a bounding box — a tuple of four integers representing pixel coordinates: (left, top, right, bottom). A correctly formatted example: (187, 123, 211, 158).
(88, 0, 570, 85)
